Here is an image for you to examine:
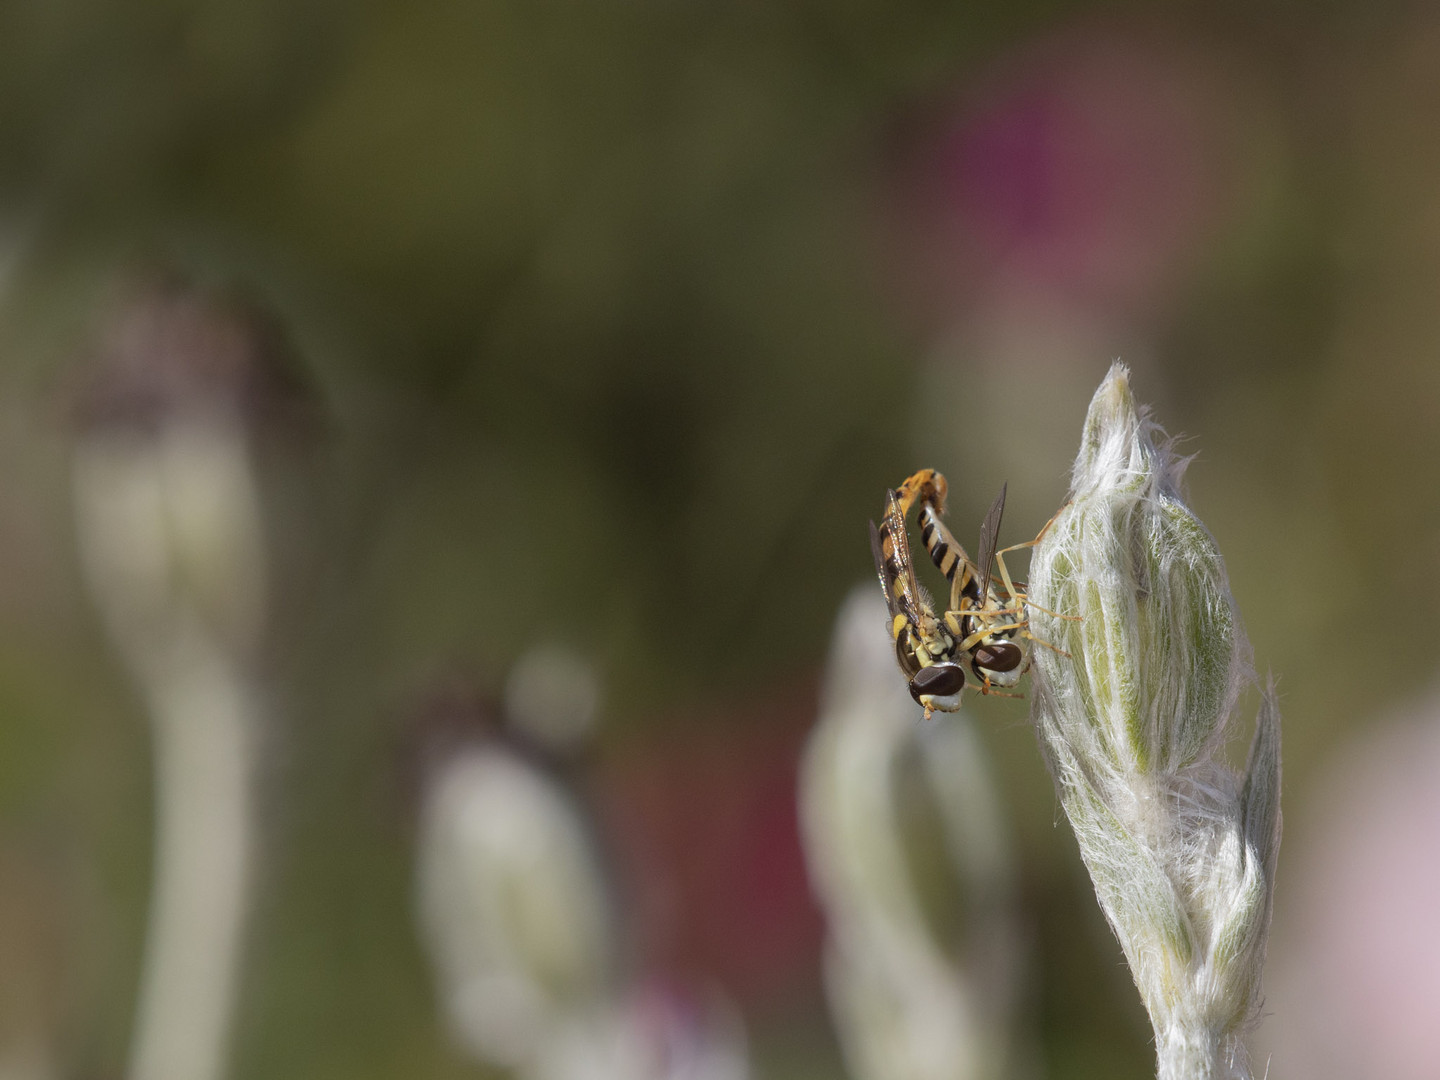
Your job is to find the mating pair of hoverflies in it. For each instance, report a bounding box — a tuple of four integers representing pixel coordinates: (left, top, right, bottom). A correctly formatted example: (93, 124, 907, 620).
(869, 469, 1072, 720)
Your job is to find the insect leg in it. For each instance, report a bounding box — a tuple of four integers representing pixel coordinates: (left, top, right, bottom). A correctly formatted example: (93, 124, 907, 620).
(1002, 504, 1068, 552)
(993, 519, 1082, 621)
(1019, 628, 1071, 658)
(990, 505, 1068, 595)
(990, 547, 1028, 624)
(1015, 600, 1083, 621)
(959, 620, 1030, 653)
(974, 683, 1026, 700)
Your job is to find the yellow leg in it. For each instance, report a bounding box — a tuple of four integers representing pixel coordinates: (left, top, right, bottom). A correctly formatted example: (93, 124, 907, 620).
(991, 506, 1066, 603)
(958, 617, 1070, 660)
(998, 504, 1068, 556)
(951, 603, 1024, 619)
(992, 584, 1080, 620)
(949, 613, 1027, 648)
(1021, 628, 1070, 658)
(960, 620, 1029, 653)
(976, 684, 1025, 700)
(1019, 600, 1083, 621)
(943, 603, 1025, 632)
(993, 507, 1083, 625)
(991, 548, 1024, 624)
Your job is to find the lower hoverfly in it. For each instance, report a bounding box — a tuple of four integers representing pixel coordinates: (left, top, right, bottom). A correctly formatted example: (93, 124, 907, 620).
(869, 469, 1066, 719)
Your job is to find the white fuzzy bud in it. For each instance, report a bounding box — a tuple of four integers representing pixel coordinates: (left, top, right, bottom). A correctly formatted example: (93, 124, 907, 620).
(1028, 364, 1282, 1080)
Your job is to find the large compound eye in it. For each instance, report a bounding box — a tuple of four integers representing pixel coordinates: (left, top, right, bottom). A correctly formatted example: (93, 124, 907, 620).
(972, 641, 1023, 673)
(894, 625, 922, 678)
(909, 662, 966, 705)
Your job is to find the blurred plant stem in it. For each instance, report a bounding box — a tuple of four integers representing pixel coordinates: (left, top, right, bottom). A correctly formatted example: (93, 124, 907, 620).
(801, 589, 1028, 1080)
(109, 624, 257, 1080)
(1028, 365, 1282, 1080)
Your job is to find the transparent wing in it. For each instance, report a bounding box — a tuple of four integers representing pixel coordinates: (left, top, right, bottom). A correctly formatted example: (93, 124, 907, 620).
(871, 489, 925, 626)
(976, 482, 1007, 600)
(885, 489, 924, 620)
(869, 519, 905, 624)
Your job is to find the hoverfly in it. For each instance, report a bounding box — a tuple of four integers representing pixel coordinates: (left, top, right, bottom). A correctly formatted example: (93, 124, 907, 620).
(869, 469, 1066, 719)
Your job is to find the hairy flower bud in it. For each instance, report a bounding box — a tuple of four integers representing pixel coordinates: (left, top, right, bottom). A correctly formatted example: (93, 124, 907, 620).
(1028, 365, 1282, 1080)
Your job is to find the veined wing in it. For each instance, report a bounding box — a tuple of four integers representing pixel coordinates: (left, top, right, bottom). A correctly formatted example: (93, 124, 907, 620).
(976, 482, 1007, 601)
(870, 488, 925, 626)
(869, 519, 903, 623)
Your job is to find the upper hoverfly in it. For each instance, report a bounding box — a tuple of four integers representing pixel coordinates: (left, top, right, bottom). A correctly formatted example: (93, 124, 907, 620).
(869, 469, 1063, 719)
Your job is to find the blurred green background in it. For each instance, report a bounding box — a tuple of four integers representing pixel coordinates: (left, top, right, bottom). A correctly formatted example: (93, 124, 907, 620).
(1, 1, 1438, 1078)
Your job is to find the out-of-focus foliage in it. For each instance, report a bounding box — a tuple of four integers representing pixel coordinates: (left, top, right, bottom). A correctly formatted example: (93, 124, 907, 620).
(0, 2, 1438, 1079)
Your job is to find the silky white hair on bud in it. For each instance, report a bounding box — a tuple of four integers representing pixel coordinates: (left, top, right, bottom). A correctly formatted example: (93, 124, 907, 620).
(1028, 364, 1282, 1080)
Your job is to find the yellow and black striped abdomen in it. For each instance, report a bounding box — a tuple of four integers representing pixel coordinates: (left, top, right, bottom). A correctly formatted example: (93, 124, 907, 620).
(917, 500, 981, 605)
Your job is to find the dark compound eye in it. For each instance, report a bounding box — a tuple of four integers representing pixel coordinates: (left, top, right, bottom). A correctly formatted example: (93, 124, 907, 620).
(972, 641, 1023, 673)
(894, 626, 922, 677)
(909, 662, 966, 704)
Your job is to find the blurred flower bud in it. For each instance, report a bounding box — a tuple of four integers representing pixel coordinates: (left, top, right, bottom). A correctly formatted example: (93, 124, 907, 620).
(1028, 364, 1282, 1080)
(68, 273, 308, 1080)
(71, 275, 304, 665)
(801, 589, 1026, 1080)
(416, 743, 617, 1069)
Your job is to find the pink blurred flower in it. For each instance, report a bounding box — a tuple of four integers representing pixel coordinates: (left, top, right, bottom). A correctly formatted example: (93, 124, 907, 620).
(896, 24, 1243, 324)
(597, 684, 826, 1010)
(1265, 689, 1440, 1079)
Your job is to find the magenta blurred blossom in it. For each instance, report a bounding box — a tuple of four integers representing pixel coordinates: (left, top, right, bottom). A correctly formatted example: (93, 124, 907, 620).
(597, 685, 825, 1009)
(899, 26, 1240, 322)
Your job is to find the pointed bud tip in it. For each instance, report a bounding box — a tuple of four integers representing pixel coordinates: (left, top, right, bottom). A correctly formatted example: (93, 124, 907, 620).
(1091, 362, 1136, 420)
(1071, 362, 1178, 500)
(1075, 363, 1135, 488)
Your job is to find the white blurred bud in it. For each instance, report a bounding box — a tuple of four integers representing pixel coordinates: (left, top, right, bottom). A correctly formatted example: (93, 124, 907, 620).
(69, 277, 302, 1080)
(71, 277, 300, 668)
(1028, 364, 1282, 1080)
(73, 413, 267, 668)
(801, 589, 1026, 1080)
(416, 745, 616, 1068)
